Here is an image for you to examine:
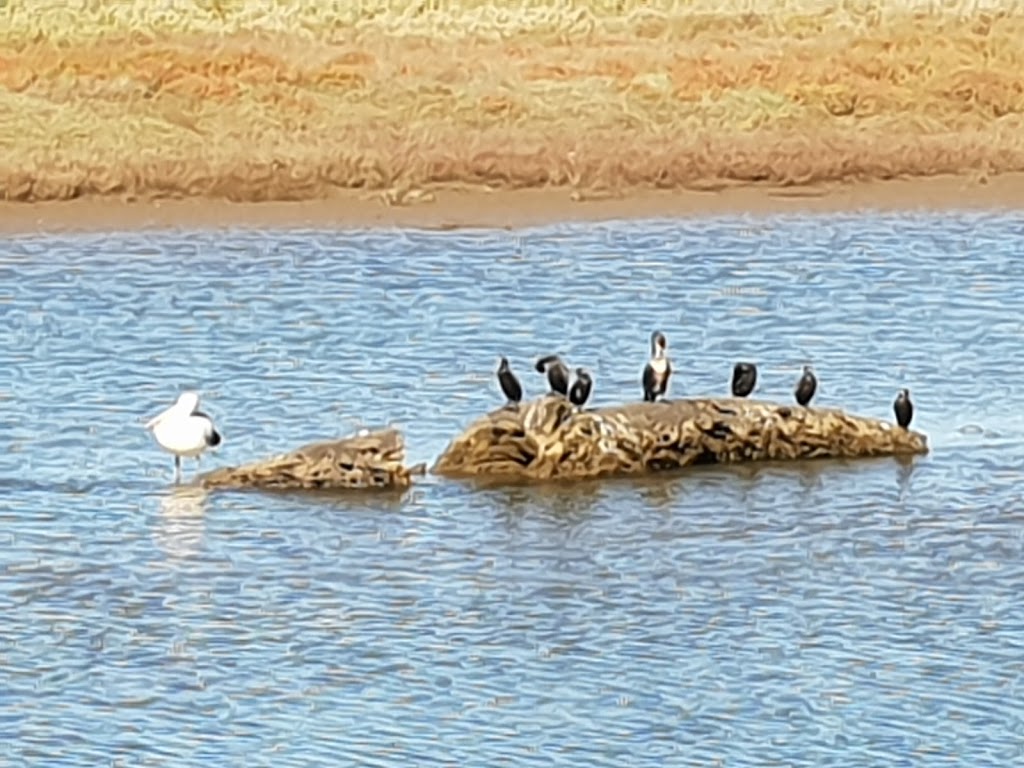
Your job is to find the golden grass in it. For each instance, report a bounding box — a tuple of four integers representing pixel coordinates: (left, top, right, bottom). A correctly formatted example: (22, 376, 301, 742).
(2, 0, 1024, 202)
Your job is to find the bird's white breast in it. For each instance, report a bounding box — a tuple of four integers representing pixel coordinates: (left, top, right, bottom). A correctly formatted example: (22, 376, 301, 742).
(152, 415, 214, 457)
(650, 357, 669, 375)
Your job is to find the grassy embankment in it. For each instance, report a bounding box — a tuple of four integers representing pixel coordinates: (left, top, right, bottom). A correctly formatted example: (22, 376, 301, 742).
(1, 0, 1023, 203)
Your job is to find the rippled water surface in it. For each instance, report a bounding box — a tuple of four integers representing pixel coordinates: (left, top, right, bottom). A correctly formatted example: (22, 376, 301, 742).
(3, 212, 1024, 765)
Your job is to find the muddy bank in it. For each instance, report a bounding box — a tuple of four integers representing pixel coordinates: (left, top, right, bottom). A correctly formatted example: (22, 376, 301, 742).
(1, 174, 1022, 235)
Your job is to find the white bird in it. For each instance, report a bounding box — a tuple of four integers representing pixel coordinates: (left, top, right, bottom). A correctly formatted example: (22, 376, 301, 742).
(144, 392, 222, 483)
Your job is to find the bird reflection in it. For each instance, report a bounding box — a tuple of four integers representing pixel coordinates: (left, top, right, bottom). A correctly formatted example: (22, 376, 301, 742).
(894, 454, 918, 502)
(796, 460, 828, 496)
(153, 485, 209, 559)
(491, 481, 604, 533)
(619, 472, 686, 511)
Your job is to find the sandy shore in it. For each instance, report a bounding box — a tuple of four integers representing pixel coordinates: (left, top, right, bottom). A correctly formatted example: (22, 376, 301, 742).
(1, 173, 1022, 234)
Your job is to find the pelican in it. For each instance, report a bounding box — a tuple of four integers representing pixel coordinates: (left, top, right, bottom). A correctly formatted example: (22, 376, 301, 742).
(145, 392, 222, 483)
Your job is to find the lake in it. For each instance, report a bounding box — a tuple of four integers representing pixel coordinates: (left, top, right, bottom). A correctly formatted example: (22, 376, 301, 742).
(2, 212, 1023, 765)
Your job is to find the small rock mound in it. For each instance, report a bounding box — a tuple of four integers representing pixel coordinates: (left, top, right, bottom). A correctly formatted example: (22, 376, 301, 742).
(431, 395, 928, 483)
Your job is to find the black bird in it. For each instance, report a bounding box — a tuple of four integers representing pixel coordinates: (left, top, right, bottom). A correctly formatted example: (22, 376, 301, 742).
(731, 362, 757, 398)
(569, 368, 593, 408)
(794, 365, 817, 406)
(535, 354, 571, 397)
(496, 356, 523, 407)
(642, 330, 672, 402)
(894, 388, 913, 429)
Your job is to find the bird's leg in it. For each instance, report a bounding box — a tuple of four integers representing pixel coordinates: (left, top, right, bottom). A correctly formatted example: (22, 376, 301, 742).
(174, 455, 182, 484)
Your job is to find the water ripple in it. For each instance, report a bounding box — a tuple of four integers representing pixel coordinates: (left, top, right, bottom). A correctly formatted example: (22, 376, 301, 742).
(1, 211, 1023, 766)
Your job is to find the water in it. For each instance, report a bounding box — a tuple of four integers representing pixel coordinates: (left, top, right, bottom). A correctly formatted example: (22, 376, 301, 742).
(2, 212, 1024, 765)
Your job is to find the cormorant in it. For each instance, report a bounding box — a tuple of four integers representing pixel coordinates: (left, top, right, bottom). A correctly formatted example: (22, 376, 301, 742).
(731, 362, 757, 398)
(642, 331, 672, 402)
(794, 365, 817, 406)
(496, 356, 523, 407)
(569, 368, 593, 408)
(535, 354, 570, 397)
(894, 388, 913, 429)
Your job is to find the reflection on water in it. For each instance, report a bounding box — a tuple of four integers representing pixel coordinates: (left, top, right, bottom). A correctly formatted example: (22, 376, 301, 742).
(2, 212, 1024, 766)
(153, 486, 209, 560)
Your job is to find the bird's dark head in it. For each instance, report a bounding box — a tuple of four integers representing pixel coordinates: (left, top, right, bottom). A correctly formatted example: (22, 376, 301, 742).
(651, 331, 667, 354)
(576, 367, 591, 381)
(899, 388, 910, 399)
(498, 356, 509, 371)
(535, 354, 563, 373)
(803, 365, 814, 375)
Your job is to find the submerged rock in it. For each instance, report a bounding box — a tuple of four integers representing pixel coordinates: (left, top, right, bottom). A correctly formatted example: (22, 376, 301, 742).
(199, 428, 426, 492)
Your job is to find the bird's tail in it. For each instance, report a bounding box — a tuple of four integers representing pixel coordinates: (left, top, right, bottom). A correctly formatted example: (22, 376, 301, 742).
(144, 411, 165, 431)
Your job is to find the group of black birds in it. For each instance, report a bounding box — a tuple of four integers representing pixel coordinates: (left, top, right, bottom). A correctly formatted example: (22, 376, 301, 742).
(496, 354, 594, 409)
(495, 330, 915, 430)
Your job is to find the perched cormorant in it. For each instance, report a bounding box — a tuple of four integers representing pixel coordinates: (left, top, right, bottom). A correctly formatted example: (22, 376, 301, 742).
(569, 368, 593, 408)
(535, 354, 571, 397)
(496, 356, 523, 407)
(894, 388, 913, 429)
(145, 391, 223, 484)
(794, 365, 817, 406)
(642, 330, 672, 402)
(731, 362, 757, 398)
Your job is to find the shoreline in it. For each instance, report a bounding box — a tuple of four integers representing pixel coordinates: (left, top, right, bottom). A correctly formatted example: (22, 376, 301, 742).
(2, 174, 1023, 235)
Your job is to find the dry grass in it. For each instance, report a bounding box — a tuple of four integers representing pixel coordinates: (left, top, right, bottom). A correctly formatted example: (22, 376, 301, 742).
(2, 0, 1024, 202)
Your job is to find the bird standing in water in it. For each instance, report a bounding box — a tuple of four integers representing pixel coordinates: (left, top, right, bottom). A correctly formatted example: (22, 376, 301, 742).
(731, 362, 757, 398)
(794, 365, 817, 406)
(145, 391, 222, 483)
(893, 388, 914, 429)
(642, 331, 672, 402)
(535, 354, 571, 397)
(569, 368, 593, 408)
(496, 357, 523, 408)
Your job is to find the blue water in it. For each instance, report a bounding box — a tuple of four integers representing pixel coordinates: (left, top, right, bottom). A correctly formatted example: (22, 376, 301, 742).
(2, 212, 1024, 766)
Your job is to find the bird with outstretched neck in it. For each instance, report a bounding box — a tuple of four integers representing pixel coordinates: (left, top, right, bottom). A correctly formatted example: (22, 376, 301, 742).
(894, 388, 914, 429)
(496, 357, 523, 409)
(642, 331, 672, 402)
